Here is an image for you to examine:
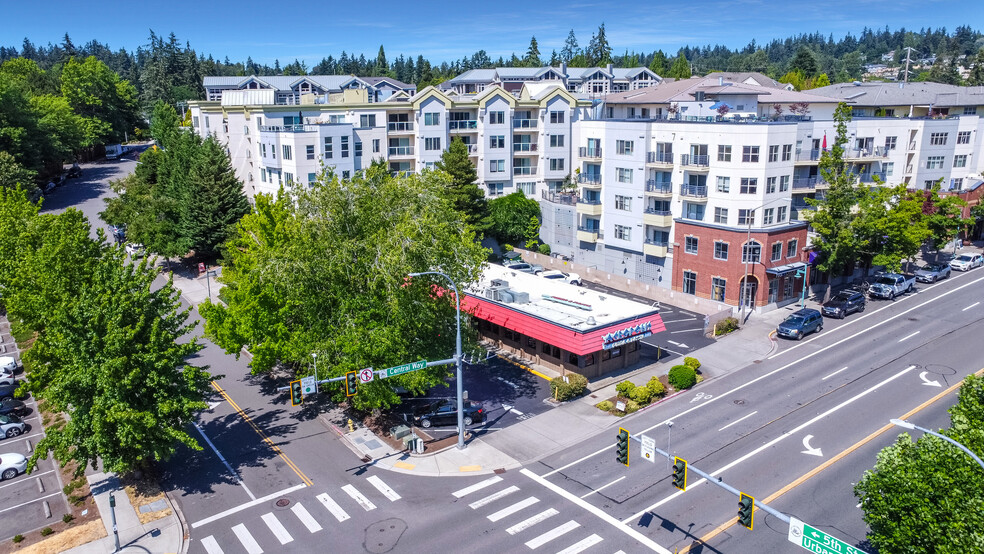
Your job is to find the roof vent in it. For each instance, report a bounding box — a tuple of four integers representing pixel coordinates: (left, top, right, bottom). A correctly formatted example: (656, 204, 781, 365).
(852, 81, 862, 86)
(586, 316, 597, 325)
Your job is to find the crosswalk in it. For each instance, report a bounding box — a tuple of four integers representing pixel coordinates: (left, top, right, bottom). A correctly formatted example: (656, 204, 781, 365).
(451, 476, 609, 553)
(197, 475, 401, 554)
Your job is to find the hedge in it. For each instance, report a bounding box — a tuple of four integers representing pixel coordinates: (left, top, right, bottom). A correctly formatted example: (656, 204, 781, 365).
(551, 372, 588, 401)
(668, 365, 697, 390)
(615, 381, 636, 397)
(646, 376, 666, 398)
(683, 357, 701, 371)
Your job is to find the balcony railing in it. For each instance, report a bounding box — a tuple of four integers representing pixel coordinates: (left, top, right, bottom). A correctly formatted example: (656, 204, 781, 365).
(796, 149, 821, 162)
(513, 143, 539, 152)
(387, 121, 414, 132)
(681, 154, 710, 167)
(577, 174, 602, 185)
(258, 124, 318, 133)
(644, 208, 672, 217)
(647, 152, 673, 164)
(466, 144, 478, 154)
(579, 147, 602, 158)
(645, 181, 672, 194)
(792, 177, 819, 189)
(513, 166, 535, 176)
(645, 238, 670, 247)
(513, 119, 538, 129)
(679, 184, 708, 198)
(388, 146, 414, 156)
(541, 190, 577, 205)
(845, 147, 888, 159)
(577, 197, 602, 205)
(857, 171, 888, 182)
(449, 120, 478, 130)
(577, 225, 602, 238)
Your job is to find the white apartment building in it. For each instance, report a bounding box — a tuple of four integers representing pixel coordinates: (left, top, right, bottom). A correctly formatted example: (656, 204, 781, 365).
(441, 63, 661, 97)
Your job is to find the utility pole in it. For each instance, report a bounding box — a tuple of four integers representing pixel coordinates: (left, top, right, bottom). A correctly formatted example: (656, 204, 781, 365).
(902, 47, 916, 83)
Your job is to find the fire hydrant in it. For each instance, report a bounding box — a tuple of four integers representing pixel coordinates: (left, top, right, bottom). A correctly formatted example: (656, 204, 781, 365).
(347, 418, 355, 432)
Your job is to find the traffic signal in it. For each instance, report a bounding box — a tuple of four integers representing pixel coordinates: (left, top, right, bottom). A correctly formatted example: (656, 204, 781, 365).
(672, 457, 688, 491)
(290, 380, 303, 406)
(738, 492, 755, 530)
(345, 371, 358, 396)
(616, 428, 630, 466)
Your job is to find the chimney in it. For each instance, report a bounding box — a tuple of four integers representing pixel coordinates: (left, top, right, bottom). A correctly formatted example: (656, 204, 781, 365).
(719, 76, 724, 86)
(606, 63, 613, 74)
(561, 61, 567, 75)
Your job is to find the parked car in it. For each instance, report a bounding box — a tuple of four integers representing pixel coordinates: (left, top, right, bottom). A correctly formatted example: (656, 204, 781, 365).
(776, 308, 823, 340)
(108, 224, 126, 244)
(0, 400, 26, 417)
(0, 383, 26, 402)
(949, 253, 984, 271)
(822, 290, 866, 319)
(125, 242, 146, 258)
(0, 356, 17, 376)
(504, 262, 544, 275)
(0, 414, 26, 439)
(868, 273, 915, 300)
(539, 270, 582, 286)
(501, 251, 522, 264)
(0, 453, 28, 480)
(914, 263, 952, 283)
(0, 373, 14, 387)
(66, 164, 82, 178)
(412, 399, 485, 428)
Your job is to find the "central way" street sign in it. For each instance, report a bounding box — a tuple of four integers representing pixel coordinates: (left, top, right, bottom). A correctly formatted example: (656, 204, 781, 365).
(788, 517, 865, 554)
(383, 360, 427, 378)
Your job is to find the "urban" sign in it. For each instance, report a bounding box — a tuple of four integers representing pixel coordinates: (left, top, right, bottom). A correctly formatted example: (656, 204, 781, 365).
(603, 321, 652, 350)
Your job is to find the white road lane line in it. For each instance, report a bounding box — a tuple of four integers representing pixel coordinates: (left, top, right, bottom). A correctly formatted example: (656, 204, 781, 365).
(342, 484, 377, 511)
(367, 475, 401, 501)
(193, 422, 255, 501)
(317, 492, 350, 522)
(190, 484, 308, 529)
(290, 503, 322, 533)
(452, 476, 503, 498)
(232, 523, 263, 554)
(506, 508, 559, 535)
(201, 535, 224, 554)
(898, 331, 920, 342)
(261, 513, 293, 545)
(717, 411, 759, 432)
(580, 476, 625, 499)
(963, 301, 980, 311)
(469, 485, 520, 509)
(525, 520, 580, 549)
(822, 367, 849, 381)
(556, 533, 604, 554)
(488, 497, 540, 522)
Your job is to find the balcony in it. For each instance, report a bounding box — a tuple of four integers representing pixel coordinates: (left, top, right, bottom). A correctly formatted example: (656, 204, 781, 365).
(679, 184, 708, 199)
(579, 147, 602, 159)
(644, 238, 669, 257)
(513, 119, 538, 130)
(647, 152, 673, 166)
(449, 120, 478, 131)
(795, 149, 821, 164)
(387, 121, 414, 133)
(513, 142, 539, 153)
(513, 166, 535, 176)
(643, 209, 673, 227)
(645, 181, 673, 197)
(844, 147, 889, 161)
(791, 202, 815, 221)
(681, 154, 710, 169)
(792, 177, 819, 190)
(577, 226, 602, 243)
(577, 173, 602, 187)
(857, 171, 887, 183)
(388, 146, 414, 157)
(258, 124, 318, 133)
(576, 197, 603, 216)
(541, 190, 577, 205)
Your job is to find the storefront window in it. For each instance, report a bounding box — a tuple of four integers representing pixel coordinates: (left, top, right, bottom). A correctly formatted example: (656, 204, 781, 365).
(568, 353, 578, 365)
(552, 346, 561, 358)
(542, 342, 551, 355)
(585, 354, 595, 365)
(611, 347, 622, 358)
(527, 337, 536, 348)
(602, 350, 611, 361)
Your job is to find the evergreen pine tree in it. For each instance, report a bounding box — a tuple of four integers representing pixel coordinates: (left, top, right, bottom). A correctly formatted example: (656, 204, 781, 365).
(525, 36, 541, 66)
(187, 137, 250, 259)
(649, 50, 668, 75)
(436, 138, 490, 233)
(561, 30, 579, 63)
(668, 55, 692, 79)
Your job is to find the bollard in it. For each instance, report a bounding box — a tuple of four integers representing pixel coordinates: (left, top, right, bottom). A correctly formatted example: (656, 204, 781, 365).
(43, 500, 51, 518)
(36, 477, 44, 493)
(25, 439, 32, 454)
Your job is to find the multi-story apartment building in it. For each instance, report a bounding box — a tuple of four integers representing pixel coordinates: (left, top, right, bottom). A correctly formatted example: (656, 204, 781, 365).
(441, 63, 660, 96)
(203, 75, 417, 104)
(188, 77, 591, 200)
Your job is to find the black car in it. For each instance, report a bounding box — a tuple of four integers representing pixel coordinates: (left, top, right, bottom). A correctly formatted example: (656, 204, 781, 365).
(0, 383, 26, 402)
(412, 399, 485, 428)
(821, 290, 866, 319)
(776, 308, 823, 340)
(0, 400, 26, 417)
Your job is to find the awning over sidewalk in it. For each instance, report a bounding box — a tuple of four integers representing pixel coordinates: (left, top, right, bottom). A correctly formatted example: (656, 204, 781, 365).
(766, 261, 807, 277)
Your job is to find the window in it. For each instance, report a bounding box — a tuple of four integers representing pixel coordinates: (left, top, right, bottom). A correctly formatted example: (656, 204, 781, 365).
(714, 207, 728, 224)
(359, 114, 376, 128)
(617, 168, 633, 183)
(372, 139, 380, 153)
(684, 202, 705, 220)
(550, 111, 565, 124)
(489, 111, 504, 124)
(518, 182, 535, 195)
(777, 206, 787, 223)
(306, 144, 315, 160)
(550, 158, 565, 171)
(307, 172, 316, 183)
(260, 168, 266, 182)
(926, 156, 944, 169)
(884, 162, 894, 176)
(952, 178, 964, 190)
(341, 136, 349, 158)
(711, 277, 726, 301)
(742, 241, 761, 263)
(424, 112, 441, 126)
(738, 209, 755, 226)
(885, 136, 897, 150)
(487, 183, 504, 196)
(342, 170, 350, 179)
(957, 131, 971, 144)
(964, 107, 977, 115)
(261, 143, 267, 157)
(683, 271, 697, 295)
(550, 134, 564, 147)
(930, 132, 948, 145)
(527, 336, 536, 348)
(282, 145, 292, 160)
(714, 241, 729, 260)
(685, 236, 698, 254)
(740, 178, 757, 194)
(355, 141, 363, 157)
(742, 146, 760, 162)
(615, 195, 631, 211)
(768, 145, 780, 162)
(324, 137, 332, 159)
(193, 116, 200, 128)
(780, 175, 790, 192)
(954, 154, 967, 168)
(718, 145, 732, 162)
(271, 144, 276, 159)
(771, 242, 782, 261)
(716, 176, 730, 193)
(616, 140, 634, 155)
(490, 135, 505, 148)
(284, 172, 294, 185)
(614, 224, 631, 240)
(425, 137, 441, 151)
(489, 160, 505, 173)
(766, 176, 777, 194)
(924, 180, 936, 189)
(786, 239, 798, 258)
(763, 208, 775, 225)
(782, 144, 792, 161)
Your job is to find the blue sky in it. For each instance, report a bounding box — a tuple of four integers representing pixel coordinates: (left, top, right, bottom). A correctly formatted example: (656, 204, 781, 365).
(3, 0, 980, 68)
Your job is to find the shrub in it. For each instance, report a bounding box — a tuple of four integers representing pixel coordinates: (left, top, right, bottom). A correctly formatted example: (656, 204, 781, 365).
(62, 513, 75, 524)
(683, 357, 701, 371)
(596, 400, 614, 412)
(715, 317, 739, 335)
(615, 381, 636, 397)
(12, 535, 23, 544)
(668, 365, 697, 390)
(537, 243, 551, 255)
(550, 372, 588, 401)
(503, 244, 514, 252)
(40, 527, 53, 536)
(646, 377, 666, 399)
(63, 479, 84, 495)
(630, 385, 653, 404)
(624, 400, 640, 414)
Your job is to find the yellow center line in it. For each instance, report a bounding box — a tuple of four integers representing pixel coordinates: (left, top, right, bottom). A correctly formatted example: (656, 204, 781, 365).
(680, 368, 983, 553)
(211, 381, 313, 487)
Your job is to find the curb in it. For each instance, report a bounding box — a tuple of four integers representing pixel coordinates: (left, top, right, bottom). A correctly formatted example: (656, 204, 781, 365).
(163, 488, 190, 554)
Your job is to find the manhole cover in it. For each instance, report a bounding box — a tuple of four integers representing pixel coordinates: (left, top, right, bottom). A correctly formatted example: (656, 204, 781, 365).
(753, 360, 762, 364)
(275, 498, 290, 507)
(734, 399, 745, 405)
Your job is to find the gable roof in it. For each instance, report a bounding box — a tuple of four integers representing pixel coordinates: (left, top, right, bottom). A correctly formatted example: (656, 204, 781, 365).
(203, 75, 360, 92)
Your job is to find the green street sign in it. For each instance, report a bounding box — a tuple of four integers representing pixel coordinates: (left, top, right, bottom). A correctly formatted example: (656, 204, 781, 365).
(383, 360, 427, 378)
(788, 517, 866, 554)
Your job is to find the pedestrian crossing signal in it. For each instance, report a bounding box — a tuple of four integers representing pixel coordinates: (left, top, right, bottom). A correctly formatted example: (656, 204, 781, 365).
(290, 380, 303, 406)
(616, 428, 630, 466)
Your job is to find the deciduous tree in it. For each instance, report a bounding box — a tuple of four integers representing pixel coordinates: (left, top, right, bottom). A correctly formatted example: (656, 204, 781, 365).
(488, 191, 541, 245)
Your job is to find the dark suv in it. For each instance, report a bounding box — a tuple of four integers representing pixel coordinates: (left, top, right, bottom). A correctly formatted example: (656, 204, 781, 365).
(821, 290, 866, 319)
(776, 308, 823, 340)
(412, 399, 485, 428)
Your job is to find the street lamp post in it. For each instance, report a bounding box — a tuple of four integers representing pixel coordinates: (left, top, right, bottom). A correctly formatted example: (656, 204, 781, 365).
(739, 198, 795, 324)
(409, 271, 466, 450)
(889, 418, 984, 471)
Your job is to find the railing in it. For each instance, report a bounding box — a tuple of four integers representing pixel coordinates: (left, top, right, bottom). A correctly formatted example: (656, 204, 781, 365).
(645, 181, 673, 194)
(258, 124, 318, 133)
(645, 238, 670, 247)
(792, 177, 819, 189)
(577, 197, 602, 205)
(513, 166, 535, 176)
(577, 225, 602, 237)
(388, 146, 414, 156)
(647, 152, 673, 164)
(905, 164, 914, 174)
(845, 147, 888, 158)
(857, 171, 887, 182)
(577, 174, 602, 185)
(449, 120, 478, 130)
(681, 154, 710, 167)
(513, 119, 538, 129)
(389, 170, 416, 177)
(387, 121, 414, 132)
(679, 184, 708, 198)
(541, 190, 577, 205)
(466, 144, 478, 154)
(796, 149, 821, 162)
(579, 147, 602, 158)
(644, 208, 672, 217)
(513, 143, 539, 152)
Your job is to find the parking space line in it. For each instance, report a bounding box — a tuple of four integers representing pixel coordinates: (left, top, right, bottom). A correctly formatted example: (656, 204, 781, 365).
(0, 431, 45, 445)
(0, 491, 62, 514)
(0, 470, 53, 491)
(898, 331, 920, 342)
(193, 423, 255, 501)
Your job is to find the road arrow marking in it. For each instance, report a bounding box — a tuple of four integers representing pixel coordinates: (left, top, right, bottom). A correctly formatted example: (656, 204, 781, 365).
(919, 371, 942, 387)
(667, 340, 690, 348)
(502, 404, 525, 416)
(207, 401, 222, 411)
(801, 435, 823, 457)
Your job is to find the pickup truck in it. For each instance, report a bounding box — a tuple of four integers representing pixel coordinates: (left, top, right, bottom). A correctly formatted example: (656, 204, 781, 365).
(868, 273, 915, 300)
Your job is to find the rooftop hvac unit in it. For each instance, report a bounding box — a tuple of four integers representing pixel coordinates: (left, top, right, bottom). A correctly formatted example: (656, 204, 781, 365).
(485, 285, 509, 301)
(496, 289, 515, 303)
(491, 279, 510, 288)
(511, 291, 530, 304)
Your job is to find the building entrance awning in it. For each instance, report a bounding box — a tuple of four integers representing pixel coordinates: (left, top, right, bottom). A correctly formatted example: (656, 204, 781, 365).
(766, 262, 807, 277)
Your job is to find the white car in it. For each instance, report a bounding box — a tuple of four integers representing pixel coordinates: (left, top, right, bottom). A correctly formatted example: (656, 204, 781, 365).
(0, 453, 27, 480)
(539, 270, 582, 286)
(0, 357, 16, 376)
(949, 253, 984, 271)
(125, 242, 146, 258)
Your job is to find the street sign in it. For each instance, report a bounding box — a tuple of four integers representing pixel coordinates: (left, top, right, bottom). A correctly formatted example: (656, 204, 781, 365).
(788, 517, 865, 554)
(198, 262, 206, 274)
(358, 368, 374, 383)
(300, 376, 317, 395)
(640, 435, 655, 463)
(383, 360, 427, 378)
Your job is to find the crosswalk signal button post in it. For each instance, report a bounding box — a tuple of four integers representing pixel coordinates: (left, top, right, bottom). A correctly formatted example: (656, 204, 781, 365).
(616, 428, 630, 466)
(345, 371, 358, 396)
(290, 380, 303, 406)
(738, 492, 755, 530)
(672, 457, 688, 491)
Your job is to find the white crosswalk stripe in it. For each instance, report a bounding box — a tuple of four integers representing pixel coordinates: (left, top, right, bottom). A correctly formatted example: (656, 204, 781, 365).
(201, 535, 224, 554)
(291, 502, 322, 533)
(506, 508, 559, 535)
(555, 533, 603, 554)
(469, 485, 520, 509)
(525, 520, 580, 549)
(317, 492, 351, 522)
(452, 475, 503, 498)
(232, 523, 263, 554)
(487, 497, 540, 522)
(260, 513, 293, 545)
(342, 484, 377, 511)
(367, 475, 401, 501)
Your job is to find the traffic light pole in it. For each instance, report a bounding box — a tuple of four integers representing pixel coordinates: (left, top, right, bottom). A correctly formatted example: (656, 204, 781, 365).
(275, 358, 457, 393)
